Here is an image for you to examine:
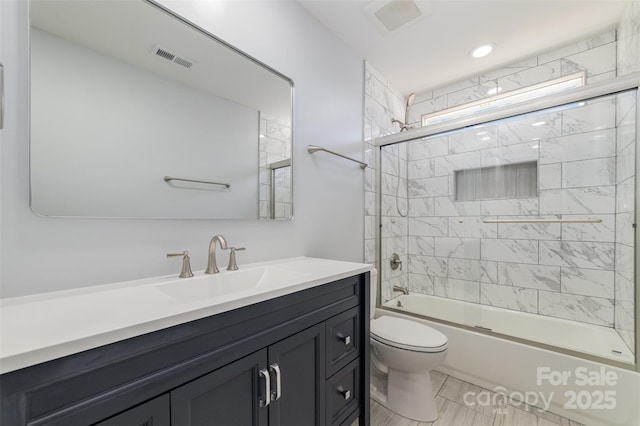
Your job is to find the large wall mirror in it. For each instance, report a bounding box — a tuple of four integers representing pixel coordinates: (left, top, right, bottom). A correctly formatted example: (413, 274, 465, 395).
(29, 0, 293, 220)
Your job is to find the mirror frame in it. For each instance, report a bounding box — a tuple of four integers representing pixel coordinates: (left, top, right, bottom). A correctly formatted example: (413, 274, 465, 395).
(28, 0, 295, 221)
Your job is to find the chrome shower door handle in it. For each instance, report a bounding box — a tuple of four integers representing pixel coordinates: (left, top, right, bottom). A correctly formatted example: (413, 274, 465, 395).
(259, 368, 271, 407)
(270, 363, 282, 401)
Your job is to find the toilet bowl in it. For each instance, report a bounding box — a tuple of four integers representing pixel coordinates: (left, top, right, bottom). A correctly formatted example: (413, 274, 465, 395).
(369, 272, 448, 422)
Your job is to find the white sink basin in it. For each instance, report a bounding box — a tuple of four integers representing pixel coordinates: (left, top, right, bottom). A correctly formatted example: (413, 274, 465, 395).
(0, 257, 372, 374)
(155, 266, 311, 301)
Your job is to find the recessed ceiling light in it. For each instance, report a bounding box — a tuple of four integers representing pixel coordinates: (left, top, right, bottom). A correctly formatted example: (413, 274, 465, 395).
(532, 121, 546, 127)
(470, 44, 495, 59)
(487, 86, 503, 96)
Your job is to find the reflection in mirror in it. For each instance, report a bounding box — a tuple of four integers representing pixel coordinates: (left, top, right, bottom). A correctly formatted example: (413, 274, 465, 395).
(29, 0, 293, 220)
(259, 114, 292, 219)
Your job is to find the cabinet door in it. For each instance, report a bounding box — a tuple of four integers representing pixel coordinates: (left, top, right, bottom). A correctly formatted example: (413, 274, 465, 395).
(95, 394, 170, 426)
(267, 323, 326, 426)
(171, 350, 268, 426)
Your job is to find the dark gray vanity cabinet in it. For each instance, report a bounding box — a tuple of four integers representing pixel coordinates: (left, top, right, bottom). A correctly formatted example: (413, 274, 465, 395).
(95, 395, 170, 426)
(171, 324, 325, 426)
(170, 350, 269, 426)
(0, 272, 370, 426)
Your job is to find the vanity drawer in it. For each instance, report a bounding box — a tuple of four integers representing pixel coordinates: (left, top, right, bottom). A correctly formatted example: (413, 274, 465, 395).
(326, 307, 360, 377)
(326, 359, 360, 426)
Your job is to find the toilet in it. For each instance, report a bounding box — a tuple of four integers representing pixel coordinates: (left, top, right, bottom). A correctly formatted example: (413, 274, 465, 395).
(369, 273, 448, 422)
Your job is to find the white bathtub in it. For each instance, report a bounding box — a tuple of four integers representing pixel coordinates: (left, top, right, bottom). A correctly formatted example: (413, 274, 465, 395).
(378, 294, 640, 426)
(382, 293, 634, 364)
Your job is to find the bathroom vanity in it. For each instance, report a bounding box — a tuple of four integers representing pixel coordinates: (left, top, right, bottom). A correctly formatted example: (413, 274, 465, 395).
(0, 258, 371, 426)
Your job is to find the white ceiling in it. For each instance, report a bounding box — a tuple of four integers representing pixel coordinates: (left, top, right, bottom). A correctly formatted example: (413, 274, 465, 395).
(298, 0, 631, 96)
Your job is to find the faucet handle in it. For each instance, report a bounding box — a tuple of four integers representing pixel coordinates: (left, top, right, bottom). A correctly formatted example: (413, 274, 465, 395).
(227, 247, 246, 271)
(167, 251, 194, 278)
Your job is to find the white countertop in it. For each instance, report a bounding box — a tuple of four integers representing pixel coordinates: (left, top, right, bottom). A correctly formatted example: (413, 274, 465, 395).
(0, 257, 372, 374)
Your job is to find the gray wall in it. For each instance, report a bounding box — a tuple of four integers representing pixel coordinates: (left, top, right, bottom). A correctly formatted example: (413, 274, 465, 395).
(0, 0, 364, 297)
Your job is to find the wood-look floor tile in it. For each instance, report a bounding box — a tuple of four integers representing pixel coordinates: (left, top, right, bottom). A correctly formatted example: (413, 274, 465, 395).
(430, 370, 447, 394)
(369, 370, 582, 426)
(371, 400, 422, 426)
(531, 407, 572, 425)
(493, 404, 538, 426)
(432, 396, 494, 426)
(537, 417, 565, 426)
(437, 376, 505, 418)
(503, 395, 581, 426)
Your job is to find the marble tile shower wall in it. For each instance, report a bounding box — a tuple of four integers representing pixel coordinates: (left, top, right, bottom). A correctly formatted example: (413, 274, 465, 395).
(399, 92, 635, 330)
(405, 31, 617, 127)
(615, 92, 636, 351)
(366, 30, 636, 336)
(616, 0, 640, 353)
(364, 63, 408, 302)
(617, 0, 640, 77)
(259, 114, 292, 220)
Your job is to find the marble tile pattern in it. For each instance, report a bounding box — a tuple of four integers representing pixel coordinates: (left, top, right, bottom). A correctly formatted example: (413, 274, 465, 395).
(614, 0, 638, 351)
(364, 63, 410, 302)
(371, 371, 584, 426)
(408, 31, 616, 129)
(399, 92, 635, 329)
(366, 28, 636, 339)
(258, 113, 291, 219)
(617, 0, 640, 77)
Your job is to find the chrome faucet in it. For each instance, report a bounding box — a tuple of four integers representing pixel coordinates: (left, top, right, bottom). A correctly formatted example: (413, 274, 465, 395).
(393, 285, 409, 295)
(205, 235, 229, 274)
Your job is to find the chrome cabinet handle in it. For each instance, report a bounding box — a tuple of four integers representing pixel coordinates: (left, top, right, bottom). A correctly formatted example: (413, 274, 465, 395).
(259, 369, 271, 407)
(270, 363, 282, 400)
(337, 333, 351, 345)
(338, 387, 351, 400)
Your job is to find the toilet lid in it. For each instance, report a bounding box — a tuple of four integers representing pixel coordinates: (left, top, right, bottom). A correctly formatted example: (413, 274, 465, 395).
(371, 316, 448, 353)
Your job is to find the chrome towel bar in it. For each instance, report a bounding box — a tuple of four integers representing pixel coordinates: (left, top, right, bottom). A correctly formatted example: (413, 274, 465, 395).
(307, 145, 367, 169)
(164, 176, 230, 188)
(482, 218, 602, 224)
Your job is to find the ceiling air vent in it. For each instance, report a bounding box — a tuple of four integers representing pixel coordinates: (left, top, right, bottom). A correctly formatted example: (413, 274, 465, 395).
(364, 0, 431, 34)
(152, 45, 194, 69)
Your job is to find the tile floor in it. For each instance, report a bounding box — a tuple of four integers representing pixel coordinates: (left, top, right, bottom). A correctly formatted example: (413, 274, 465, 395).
(371, 371, 584, 426)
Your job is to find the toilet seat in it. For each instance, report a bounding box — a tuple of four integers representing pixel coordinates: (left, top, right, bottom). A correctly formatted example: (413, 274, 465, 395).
(371, 316, 448, 353)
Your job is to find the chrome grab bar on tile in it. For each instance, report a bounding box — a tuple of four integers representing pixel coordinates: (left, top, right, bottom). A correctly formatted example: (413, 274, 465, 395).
(482, 218, 602, 224)
(164, 176, 230, 188)
(307, 145, 368, 169)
